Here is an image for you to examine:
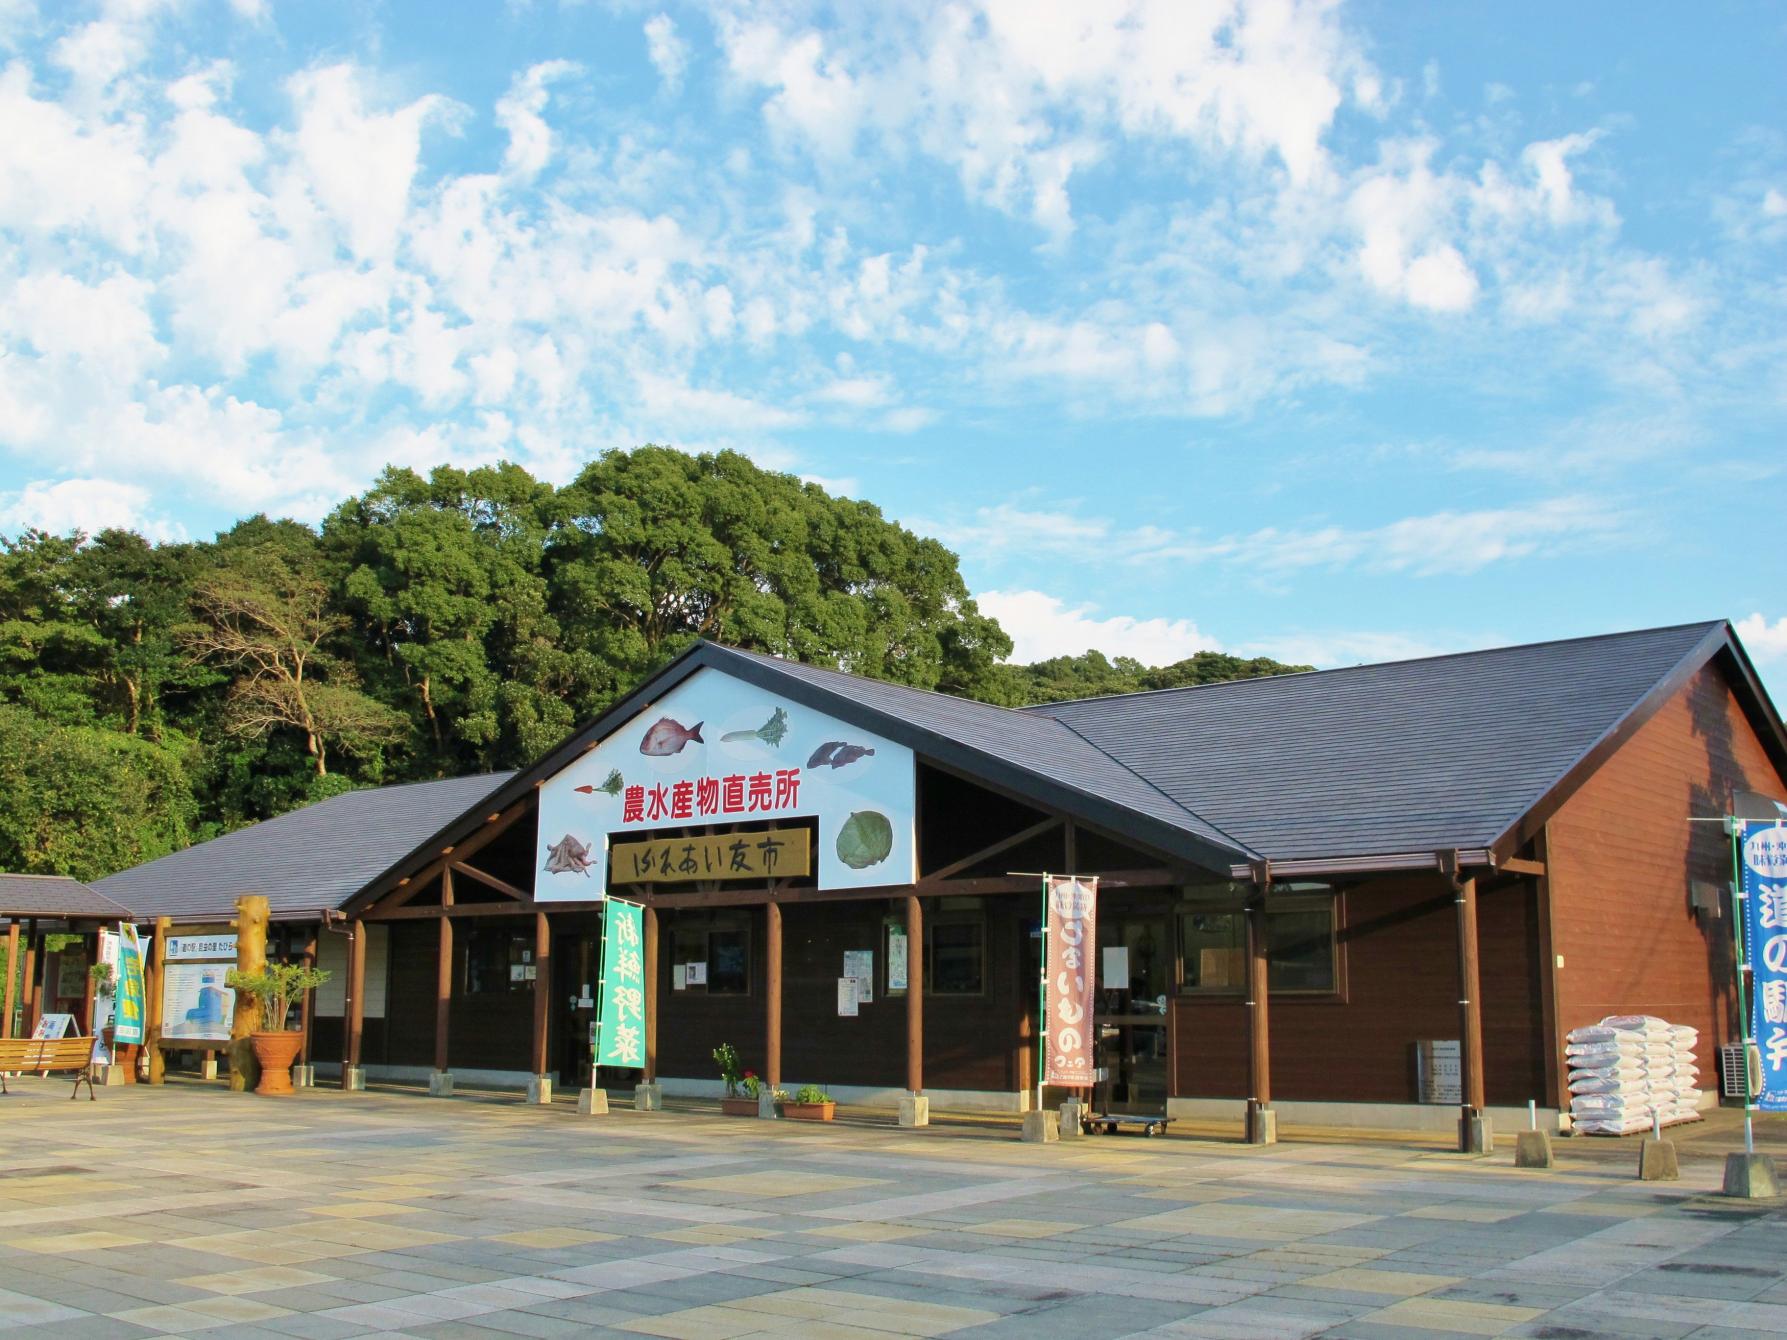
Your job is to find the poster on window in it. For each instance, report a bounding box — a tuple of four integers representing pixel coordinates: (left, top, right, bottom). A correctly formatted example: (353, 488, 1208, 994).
(1043, 875, 1098, 1087)
(1738, 820, 1787, 1110)
(594, 899, 646, 1069)
(535, 667, 916, 901)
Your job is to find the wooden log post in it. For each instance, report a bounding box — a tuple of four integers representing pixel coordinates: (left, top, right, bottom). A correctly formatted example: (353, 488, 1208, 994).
(433, 869, 454, 1094)
(229, 895, 269, 1091)
(905, 895, 923, 1094)
(148, 916, 170, 1084)
(1246, 895, 1275, 1144)
(22, 919, 40, 1036)
(528, 911, 551, 1101)
(343, 917, 366, 1090)
(2, 919, 18, 1039)
(642, 903, 659, 1084)
(1455, 870, 1489, 1151)
(765, 900, 783, 1098)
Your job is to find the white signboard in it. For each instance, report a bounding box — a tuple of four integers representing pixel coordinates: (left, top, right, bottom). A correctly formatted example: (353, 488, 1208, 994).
(166, 934, 237, 962)
(161, 963, 235, 1042)
(837, 978, 861, 1017)
(887, 925, 909, 993)
(843, 951, 874, 1002)
(32, 1013, 75, 1040)
(536, 667, 917, 901)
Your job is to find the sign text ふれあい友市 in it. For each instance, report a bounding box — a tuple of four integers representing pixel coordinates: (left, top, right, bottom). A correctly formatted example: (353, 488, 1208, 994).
(610, 829, 811, 884)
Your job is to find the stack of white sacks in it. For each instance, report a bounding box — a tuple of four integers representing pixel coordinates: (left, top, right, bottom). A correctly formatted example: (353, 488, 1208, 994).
(1565, 1015, 1702, 1135)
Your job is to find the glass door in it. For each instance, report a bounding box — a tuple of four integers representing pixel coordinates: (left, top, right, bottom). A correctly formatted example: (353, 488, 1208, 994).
(556, 930, 602, 1089)
(1094, 915, 1170, 1115)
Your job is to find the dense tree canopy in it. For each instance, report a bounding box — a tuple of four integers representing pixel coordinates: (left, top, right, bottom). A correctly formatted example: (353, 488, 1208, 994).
(0, 446, 1305, 877)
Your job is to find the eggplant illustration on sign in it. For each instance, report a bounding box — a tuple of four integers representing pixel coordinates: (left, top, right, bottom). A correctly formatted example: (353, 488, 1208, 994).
(543, 834, 595, 876)
(574, 768, 625, 797)
(835, 811, 893, 869)
(721, 707, 789, 747)
(807, 740, 876, 769)
(639, 717, 704, 755)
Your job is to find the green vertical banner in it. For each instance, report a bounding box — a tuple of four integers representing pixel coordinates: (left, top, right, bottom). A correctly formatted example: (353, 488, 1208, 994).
(594, 899, 646, 1069)
(113, 924, 146, 1045)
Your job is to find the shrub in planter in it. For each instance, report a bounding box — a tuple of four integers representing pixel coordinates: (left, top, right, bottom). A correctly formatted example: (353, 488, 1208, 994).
(714, 1043, 757, 1115)
(784, 1083, 835, 1121)
(225, 962, 330, 1096)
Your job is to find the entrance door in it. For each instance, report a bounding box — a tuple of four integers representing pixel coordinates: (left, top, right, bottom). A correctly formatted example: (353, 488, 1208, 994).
(1094, 915, 1170, 1115)
(555, 929, 602, 1089)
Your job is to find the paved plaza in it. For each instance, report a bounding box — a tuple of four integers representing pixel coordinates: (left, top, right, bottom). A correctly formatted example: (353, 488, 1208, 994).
(0, 1080, 1783, 1339)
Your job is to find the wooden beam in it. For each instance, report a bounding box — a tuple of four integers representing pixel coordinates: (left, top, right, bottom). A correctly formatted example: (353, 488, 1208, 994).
(765, 901, 783, 1090)
(905, 894, 923, 1095)
(922, 817, 1061, 883)
(1454, 870, 1487, 1141)
(531, 911, 551, 1079)
(344, 918, 365, 1086)
(1497, 857, 1546, 877)
(357, 802, 533, 913)
(450, 861, 528, 901)
(371, 899, 607, 921)
(147, 916, 170, 1083)
(641, 867, 1188, 911)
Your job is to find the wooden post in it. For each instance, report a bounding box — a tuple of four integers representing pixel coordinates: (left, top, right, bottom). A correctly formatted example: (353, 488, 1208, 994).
(80, 929, 97, 1032)
(148, 916, 169, 1083)
(298, 927, 317, 1068)
(230, 894, 269, 1091)
(22, 919, 40, 1035)
(765, 900, 783, 1091)
(343, 917, 366, 1088)
(642, 903, 659, 1084)
(905, 894, 923, 1094)
(1246, 896, 1273, 1142)
(531, 911, 551, 1081)
(435, 869, 454, 1078)
(2, 919, 17, 1038)
(1455, 871, 1488, 1147)
(1533, 825, 1564, 1113)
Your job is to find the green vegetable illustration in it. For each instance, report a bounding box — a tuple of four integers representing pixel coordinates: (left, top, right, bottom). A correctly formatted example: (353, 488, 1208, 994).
(835, 810, 894, 869)
(721, 706, 789, 747)
(600, 768, 624, 795)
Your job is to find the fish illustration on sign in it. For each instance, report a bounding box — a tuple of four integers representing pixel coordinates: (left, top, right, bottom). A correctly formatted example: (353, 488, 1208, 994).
(574, 769, 625, 797)
(543, 834, 595, 876)
(639, 717, 704, 756)
(807, 740, 877, 769)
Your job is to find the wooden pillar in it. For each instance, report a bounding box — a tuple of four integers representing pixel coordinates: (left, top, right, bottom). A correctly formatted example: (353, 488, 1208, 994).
(298, 928, 317, 1067)
(435, 869, 454, 1076)
(22, 919, 40, 1035)
(80, 929, 97, 1032)
(148, 916, 169, 1083)
(1532, 826, 1564, 1112)
(1246, 896, 1273, 1141)
(343, 918, 366, 1087)
(642, 903, 659, 1083)
(2, 919, 18, 1038)
(1455, 872, 1488, 1143)
(765, 901, 783, 1090)
(531, 911, 551, 1079)
(230, 895, 269, 1091)
(905, 895, 923, 1094)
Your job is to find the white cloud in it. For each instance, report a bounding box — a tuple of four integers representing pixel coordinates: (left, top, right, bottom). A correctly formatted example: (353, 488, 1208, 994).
(644, 14, 689, 94)
(0, 476, 183, 540)
(980, 589, 1217, 665)
(495, 59, 579, 181)
(1736, 613, 1787, 663)
(1765, 189, 1787, 218)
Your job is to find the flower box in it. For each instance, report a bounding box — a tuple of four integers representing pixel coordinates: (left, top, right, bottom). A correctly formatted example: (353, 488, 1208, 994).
(720, 1096, 758, 1117)
(783, 1100, 835, 1121)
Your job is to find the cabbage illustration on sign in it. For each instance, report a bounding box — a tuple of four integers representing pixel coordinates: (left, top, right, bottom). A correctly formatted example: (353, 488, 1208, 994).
(535, 667, 916, 901)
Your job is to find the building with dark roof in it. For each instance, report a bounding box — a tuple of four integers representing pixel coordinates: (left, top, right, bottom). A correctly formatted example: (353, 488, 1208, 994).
(58, 619, 1787, 1144)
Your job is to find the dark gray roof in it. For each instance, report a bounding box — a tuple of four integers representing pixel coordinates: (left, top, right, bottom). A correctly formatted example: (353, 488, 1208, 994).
(708, 645, 1250, 866)
(0, 873, 136, 920)
(1033, 621, 1728, 863)
(95, 773, 514, 921)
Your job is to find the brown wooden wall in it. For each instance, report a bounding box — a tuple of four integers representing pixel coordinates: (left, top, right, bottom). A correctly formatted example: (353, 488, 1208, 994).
(1172, 873, 1545, 1107)
(1546, 657, 1782, 1054)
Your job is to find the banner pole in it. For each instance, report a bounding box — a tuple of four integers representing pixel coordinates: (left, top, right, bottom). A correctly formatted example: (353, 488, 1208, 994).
(592, 900, 609, 1077)
(1729, 819, 1757, 1156)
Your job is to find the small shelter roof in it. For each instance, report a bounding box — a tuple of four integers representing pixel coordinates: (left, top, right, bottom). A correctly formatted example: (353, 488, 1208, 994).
(0, 873, 136, 921)
(93, 772, 514, 922)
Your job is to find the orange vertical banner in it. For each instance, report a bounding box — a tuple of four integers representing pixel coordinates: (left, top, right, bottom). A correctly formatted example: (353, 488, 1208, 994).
(1043, 875, 1098, 1087)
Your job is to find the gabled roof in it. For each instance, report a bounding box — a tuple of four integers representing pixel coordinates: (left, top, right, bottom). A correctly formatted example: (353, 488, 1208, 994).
(0, 873, 136, 920)
(94, 772, 514, 921)
(1035, 620, 1757, 869)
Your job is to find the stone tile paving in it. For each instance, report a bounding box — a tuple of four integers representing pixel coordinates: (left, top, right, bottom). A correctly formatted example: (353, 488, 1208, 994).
(0, 1078, 1782, 1338)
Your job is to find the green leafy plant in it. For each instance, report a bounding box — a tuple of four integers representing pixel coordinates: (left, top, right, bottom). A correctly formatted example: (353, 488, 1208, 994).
(88, 961, 115, 996)
(225, 962, 331, 1032)
(836, 810, 894, 869)
(721, 707, 789, 747)
(713, 1041, 742, 1096)
(792, 1084, 831, 1104)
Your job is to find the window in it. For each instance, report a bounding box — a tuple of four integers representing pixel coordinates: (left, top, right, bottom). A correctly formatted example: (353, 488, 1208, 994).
(464, 929, 532, 994)
(669, 916, 751, 995)
(1176, 883, 1340, 996)
(925, 916, 984, 995)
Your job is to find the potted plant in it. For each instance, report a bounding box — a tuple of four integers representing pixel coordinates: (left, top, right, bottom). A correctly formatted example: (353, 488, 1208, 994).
(784, 1083, 835, 1121)
(225, 962, 330, 1096)
(714, 1043, 757, 1116)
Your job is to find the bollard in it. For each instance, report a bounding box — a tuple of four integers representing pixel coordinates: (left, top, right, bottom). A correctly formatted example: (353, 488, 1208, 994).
(578, 1087, 609, 1115)
(1721, 1153, 1780, 1199)
(1638, 1114, 1678, 1181)
(1058, 1098, 1085, 1140)
(1021, 1110, 1059, 1143)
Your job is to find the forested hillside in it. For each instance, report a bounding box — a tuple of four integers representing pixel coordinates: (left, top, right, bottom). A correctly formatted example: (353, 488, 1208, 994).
(0, 446, 1306, 880)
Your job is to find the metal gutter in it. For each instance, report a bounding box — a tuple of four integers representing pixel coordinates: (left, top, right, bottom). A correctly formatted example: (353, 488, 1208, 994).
(1226, 849, 1492, 880)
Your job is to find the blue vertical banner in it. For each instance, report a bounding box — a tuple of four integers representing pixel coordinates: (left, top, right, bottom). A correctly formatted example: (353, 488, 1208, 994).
(1738, 821, 1787, 1111)
(594, 899, 646, 1069)
(113, 923, 146, 1046)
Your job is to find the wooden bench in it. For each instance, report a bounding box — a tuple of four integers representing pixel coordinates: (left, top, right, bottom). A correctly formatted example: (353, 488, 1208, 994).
(0, 1036, 100, 1100)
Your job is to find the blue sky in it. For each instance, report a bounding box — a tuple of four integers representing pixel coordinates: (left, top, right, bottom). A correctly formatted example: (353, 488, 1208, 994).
(2, 1, 1784, 689)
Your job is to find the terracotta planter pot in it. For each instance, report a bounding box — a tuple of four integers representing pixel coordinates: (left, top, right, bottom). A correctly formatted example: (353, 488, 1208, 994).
(251, 1030, 305, 1096)
(720, 1096, 758, 1117)
(784, 1101, 835, 1121)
